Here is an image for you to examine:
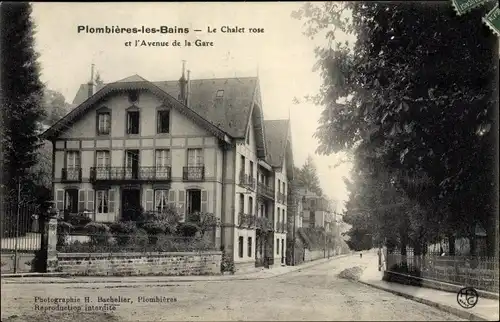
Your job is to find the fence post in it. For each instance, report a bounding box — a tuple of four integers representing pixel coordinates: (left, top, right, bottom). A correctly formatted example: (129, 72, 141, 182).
(45, 208, 58, 272)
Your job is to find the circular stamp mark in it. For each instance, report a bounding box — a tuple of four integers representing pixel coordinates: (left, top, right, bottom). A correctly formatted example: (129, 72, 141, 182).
(457, 287, 479, 309)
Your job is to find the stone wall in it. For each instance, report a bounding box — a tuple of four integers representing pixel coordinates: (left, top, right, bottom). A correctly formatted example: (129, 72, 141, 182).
(56, 251, 222, 276)
(304, 249, 325, 262)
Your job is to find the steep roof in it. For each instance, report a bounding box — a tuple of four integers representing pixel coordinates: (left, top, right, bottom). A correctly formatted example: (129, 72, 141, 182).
(71, 76, 259, 139)
(42, 78, 232, 142)
(264, 119, 290, 167)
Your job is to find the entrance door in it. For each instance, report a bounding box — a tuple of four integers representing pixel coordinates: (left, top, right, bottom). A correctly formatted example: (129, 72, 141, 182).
(186, 190, 201, 215)
(65, 189, 79, 215)
(281, 239, 285, 264)
(121, 189, 141, 221)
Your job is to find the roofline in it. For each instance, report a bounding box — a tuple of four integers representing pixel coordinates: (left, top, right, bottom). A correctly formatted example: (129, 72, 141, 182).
(41, 80, 232, 143)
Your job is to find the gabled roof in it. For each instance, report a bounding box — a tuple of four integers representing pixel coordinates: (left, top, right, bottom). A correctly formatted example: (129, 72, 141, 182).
(42, 78, 232, 142)
(264, 119, 290, 167)
(70, 76, 259, 139)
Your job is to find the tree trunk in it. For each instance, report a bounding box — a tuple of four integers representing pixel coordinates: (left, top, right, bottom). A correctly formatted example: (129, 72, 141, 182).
(447, 234, 455, 256)
(469, 236, 476, 257)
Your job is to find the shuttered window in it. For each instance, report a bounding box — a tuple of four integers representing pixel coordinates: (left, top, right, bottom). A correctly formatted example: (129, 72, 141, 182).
(145, 189, 154, 211)
(55, 190, 64, 212)
(201, 190, 208, 213)
(155, 190, 169, 212)
(78, 190, 86, 212)
(178, 190, 185, 221)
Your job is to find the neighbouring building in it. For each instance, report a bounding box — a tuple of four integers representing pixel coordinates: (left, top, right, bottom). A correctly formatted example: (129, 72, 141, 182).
(299, 188, 333, 230)
(41, 62, 294, 271)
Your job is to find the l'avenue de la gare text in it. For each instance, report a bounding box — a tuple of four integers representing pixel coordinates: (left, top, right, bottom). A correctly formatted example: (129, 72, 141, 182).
(127, 39, 215, 47)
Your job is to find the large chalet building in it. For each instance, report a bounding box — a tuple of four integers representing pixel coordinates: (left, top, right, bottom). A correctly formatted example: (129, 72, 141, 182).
(41, 63, 294, 270)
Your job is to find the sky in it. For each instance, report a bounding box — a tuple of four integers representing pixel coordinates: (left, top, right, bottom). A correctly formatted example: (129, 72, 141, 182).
(32, 2, 354, 212)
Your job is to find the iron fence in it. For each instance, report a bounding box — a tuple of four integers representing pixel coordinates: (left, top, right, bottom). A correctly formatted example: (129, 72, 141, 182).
(1, 202, 42, 252)
(386, 249, 499, 293)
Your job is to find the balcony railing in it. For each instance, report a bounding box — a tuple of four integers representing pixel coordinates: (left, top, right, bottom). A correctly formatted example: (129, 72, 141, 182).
(183, 166, 205, 181)
(257, 182, 275, 200)
(277, 192, 286, 204)
(238, 212, 256, 229)
(239, 172, 256, 190)
(90, 166, 171, 182)
(62, 167, 82, 182)
(255, 216, 274, 232)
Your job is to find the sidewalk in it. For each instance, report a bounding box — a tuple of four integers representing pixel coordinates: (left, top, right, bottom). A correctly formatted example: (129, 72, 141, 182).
(358, 255, 499, 321)
(1, 253, 350, 285)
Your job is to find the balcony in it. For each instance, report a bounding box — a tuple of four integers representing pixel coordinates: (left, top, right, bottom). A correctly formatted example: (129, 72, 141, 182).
(62, 167, 82, 182)
(239, 172, 256, 190)
(277, 192, 286, 204)
(257, 182, 274, 200)
(90, 166, 171, 182)
(238, 212, 256, 229)
(183, 166, 205, 181)
(255, 216, 274, 232)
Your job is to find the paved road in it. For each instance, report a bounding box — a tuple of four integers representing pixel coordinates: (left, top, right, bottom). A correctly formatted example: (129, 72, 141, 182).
(1, 254, 464, 321)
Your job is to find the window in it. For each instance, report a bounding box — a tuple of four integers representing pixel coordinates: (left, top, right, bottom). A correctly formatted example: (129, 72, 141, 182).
(97, 112, 111, 135)
(96, 151, 110, 167)
(66, 151, 80, 168)
(276, 238, 280, 254)
(248, 237, 252, 257)
(238, 236, 244, 258)
(239, 193, 245, 213)
(282, 182, 286, 195)
(216, 90, 224, 98)
(240, 155, 245, 174)
(278, 180, 281, 193)
(249, 161, 254, 177)
(157, 110, 170, 134)
(155, 149, 170, 167)
(127, 110, 140, 134)
(248, 196, 253, 215)
(187, 148, 204, 166)
(154, 190, 169, 213)
(96, 190, 109, 214)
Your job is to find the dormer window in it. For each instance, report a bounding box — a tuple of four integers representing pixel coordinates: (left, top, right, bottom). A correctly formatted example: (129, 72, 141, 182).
(127, 110, 140, 135)
(216, 90, 224, 98)
(97, 109, 111, 135)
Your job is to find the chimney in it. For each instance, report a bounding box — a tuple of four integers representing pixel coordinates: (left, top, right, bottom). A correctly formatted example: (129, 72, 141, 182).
(87, 63, 95, 98)
(186, 69, 191, 107)
(178, 60, 187, 102)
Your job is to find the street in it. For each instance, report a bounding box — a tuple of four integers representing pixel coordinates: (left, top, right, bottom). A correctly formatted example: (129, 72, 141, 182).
(1, 254, 464, 321)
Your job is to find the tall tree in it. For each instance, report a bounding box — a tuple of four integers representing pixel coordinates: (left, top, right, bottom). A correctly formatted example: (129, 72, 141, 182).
(42, 89, 70, 126)
(296, 155, 323, 196)
(1, 2, 45, 198)
(293, 1, 498, 256)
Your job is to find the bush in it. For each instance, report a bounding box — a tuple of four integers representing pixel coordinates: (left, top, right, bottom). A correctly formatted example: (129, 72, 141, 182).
(130, 228, 149, 248)
(66, 213, 92, 229)
(177, 222, 200, 237)
(109, 221, 138, 245)
(57, 221, 74, 247)
(221, 251, 235, 273)
(84, 222, 111, 245)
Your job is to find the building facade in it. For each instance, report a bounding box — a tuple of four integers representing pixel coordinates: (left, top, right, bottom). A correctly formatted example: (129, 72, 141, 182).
(41, 64, 294, 271)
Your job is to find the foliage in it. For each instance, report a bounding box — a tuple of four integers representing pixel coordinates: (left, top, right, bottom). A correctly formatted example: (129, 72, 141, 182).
(41, 89, 71, 126)
(292, 1, 498, 256)
(1, 2, 45, 196)
(138, 205, 182, 235)
(221, 251, 235, 273)
(84, 222, 111, 245)
(294, 155, 323, 196)
(185, 212, 221, 235)
(57, 221, 74, 247)
(66, 213, 93, 229)
(109, 221, 138, 245)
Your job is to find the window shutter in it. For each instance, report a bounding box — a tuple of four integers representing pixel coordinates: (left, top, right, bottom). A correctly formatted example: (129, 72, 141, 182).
(78, 189, 86, 212)
(168, 190, 176, 208)
(145, 189, 154, 211)
(178, 190, 185, 222)
(201, 190, 208, 213)
(154, 190, 161, 211)
(55, 190, 64, 212)
(108, 190, 116, 213)
(87, 189, 95, 213)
